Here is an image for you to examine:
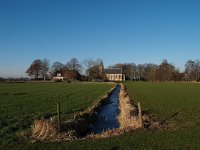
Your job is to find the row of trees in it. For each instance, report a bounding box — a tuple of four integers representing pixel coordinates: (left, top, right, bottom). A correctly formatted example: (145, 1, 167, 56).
(110, 59, 200, 82)
(109, 59, 180, 82)
(26, 58, 200, 82)
(26, 58, 104, 81)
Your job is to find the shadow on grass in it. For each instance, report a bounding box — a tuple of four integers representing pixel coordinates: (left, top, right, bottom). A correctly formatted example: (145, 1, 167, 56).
(110, 146, 120, 150)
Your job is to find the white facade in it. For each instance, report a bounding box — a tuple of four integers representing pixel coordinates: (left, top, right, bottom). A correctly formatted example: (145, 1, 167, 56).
(104, 68, 125, 81)
(105, 74, 125, 81)
(53, 73, 64, 81)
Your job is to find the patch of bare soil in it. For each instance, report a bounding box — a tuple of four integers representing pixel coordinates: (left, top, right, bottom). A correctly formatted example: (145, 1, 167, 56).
(142, 114, 165, 131)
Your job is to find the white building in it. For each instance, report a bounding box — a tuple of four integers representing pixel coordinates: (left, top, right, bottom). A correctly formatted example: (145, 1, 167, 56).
(104, 68, 125, 81)
(53, 73, 64, 81)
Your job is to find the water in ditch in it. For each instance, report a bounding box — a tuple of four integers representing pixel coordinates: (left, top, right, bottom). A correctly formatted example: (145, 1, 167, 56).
(89, 84, 120, 134)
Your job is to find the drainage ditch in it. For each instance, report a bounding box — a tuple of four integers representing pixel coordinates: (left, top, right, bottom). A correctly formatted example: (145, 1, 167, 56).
(30, 83, 164, 142)
(89, 84, 120, 134)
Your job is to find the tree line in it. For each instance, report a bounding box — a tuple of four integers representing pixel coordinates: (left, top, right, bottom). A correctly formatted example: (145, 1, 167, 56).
(26, 58, 104, 81)
(109, 59, 200, 82)
(25, 58, 200, 82)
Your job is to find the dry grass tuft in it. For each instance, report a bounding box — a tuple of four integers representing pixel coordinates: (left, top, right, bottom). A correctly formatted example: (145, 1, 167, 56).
(31, 119, 57, 141)
(118, 83, 142, 130)
(31, 119, 77, 142)
(118, 83, 166, 131)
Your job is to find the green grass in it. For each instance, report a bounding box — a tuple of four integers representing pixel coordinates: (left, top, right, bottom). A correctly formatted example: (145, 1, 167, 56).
(125, 82, 200, 128)
(2, 82, 200, 150)
(0, 82, 114, 147)
(13, 128, 200, 150)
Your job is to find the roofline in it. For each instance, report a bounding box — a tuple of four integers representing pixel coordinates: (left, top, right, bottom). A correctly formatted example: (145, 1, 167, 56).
(104, 68, 123, 74)
(105, 68, 122, 69)
(104, 68, 122, 70)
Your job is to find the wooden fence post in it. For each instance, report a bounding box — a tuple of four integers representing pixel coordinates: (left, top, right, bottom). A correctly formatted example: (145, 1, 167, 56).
(57, 102, 61, 132)
(138, 102, 143, 127)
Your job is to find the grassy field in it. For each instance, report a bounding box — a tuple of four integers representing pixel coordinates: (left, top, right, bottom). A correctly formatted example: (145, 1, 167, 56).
(2, 82, 200, 150)
(0, 82, 114, 147)
(123, 82, 200, 149)
(125, 82, 200, 128)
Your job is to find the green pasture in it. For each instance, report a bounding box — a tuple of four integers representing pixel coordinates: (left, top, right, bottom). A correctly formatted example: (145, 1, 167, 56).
(125, 82, 200, 128)
(0, 82, 114, 147)
(1, 82, 200, 150)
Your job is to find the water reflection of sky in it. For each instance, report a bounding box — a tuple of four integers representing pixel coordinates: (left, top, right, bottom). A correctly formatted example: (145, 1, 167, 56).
(90, 85, 120, 134)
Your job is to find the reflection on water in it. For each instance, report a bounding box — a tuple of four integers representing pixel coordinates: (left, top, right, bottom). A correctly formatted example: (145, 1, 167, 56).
(90, 85, 120, 134)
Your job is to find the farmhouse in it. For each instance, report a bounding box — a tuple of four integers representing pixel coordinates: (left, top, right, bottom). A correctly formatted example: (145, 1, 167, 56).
(53, 73, 64, 81)
(53, 70, 81, 81)
(104, 68, 125, 81)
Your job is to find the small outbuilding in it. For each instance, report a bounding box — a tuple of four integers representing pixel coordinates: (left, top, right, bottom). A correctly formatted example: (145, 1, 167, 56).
(53, 73, 64, 81)
(53, 70, 81, 82)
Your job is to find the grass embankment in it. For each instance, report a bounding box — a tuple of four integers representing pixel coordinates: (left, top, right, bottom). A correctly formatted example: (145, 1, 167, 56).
(0, 82, 114, 147)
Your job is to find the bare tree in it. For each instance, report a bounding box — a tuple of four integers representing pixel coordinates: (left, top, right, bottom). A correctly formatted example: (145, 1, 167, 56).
(195, 59, 200, 81)
(66, 58, 82, 73)
(145, 63, 158, 82)
(41, 58, 49, 80)
(84, 58, 104, 81)
(26, 59, 50, 80)
(156, 59, 176, 82)
(185, 59, 200, 81)
(51, 61, 65, 76)
(83, 58, 103, 75)
(185, 60, 196, 81)
(26, 59, 43, 79)
(83, 58, 95, 71)
(137, 64, 146, 81)
(129, 63, 137, 81)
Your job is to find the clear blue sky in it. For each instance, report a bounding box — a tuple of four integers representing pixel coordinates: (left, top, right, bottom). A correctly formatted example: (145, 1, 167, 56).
(0, 0, 200, 77)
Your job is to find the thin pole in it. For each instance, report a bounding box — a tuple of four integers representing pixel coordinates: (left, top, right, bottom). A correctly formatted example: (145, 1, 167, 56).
(57, 102, 61, 131)
(138, 102, 143, 127)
